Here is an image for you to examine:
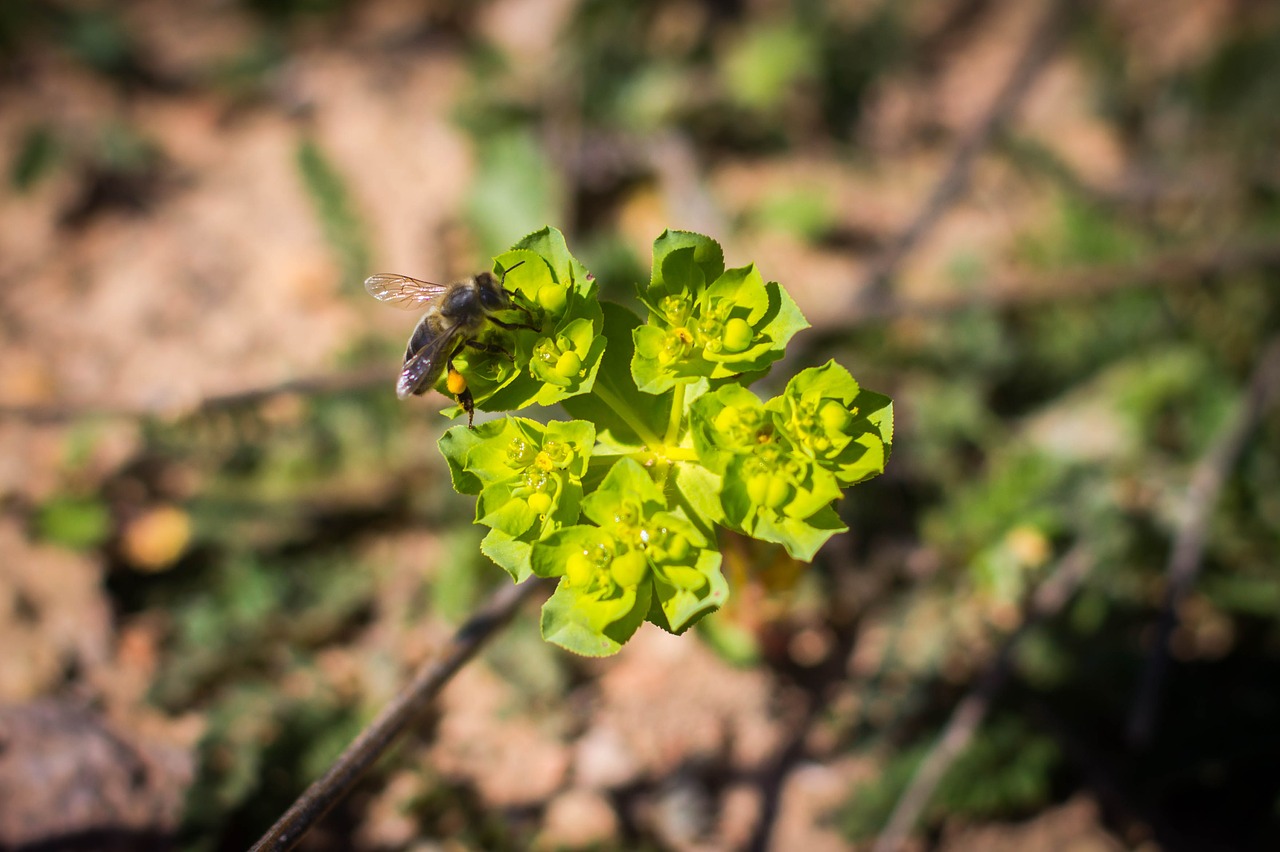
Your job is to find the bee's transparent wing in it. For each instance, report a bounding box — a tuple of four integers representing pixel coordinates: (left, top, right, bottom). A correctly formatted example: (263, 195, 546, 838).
(396, 324, 461, 400)
(365, 273, 449, 310)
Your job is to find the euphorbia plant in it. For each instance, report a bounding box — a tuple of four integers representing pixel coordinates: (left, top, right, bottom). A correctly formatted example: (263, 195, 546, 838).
(424, 227, 891, 656)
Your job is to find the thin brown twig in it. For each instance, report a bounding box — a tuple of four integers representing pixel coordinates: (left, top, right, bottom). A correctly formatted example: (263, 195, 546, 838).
(249, 577, 548, 852)
(0, 366, 395, 424)
(811, 239, 1280, 332)
(858, 0, 1075, 308)
(1127, 335, 1280, 747)
(872, 544, 1094, 852)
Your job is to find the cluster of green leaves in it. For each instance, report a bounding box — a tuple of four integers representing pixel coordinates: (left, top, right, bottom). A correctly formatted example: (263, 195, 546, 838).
(435, 227, 892, 656)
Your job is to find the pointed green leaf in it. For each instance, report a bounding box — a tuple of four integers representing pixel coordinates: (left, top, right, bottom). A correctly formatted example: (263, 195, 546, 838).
(481, 528, 533, 582)
(540, 576, 652, 657)
(646, 230, 724, 306)
(752, 503, 847, 561)
(648, 547, 728, 633)
(509, 226, 592, 291)
(671, 461, 725, 536)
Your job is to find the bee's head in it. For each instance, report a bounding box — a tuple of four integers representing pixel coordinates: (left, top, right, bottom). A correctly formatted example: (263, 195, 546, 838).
(475, 271, 512, 311)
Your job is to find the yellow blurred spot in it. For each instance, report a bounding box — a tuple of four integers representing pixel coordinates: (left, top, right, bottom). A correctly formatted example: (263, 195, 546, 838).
(122, 505, 192, 572)
(446, 368, 468, 395)
(1006, 524, 1051, 568)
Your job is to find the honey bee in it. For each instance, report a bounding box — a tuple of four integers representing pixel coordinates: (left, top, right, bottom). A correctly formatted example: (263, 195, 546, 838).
(365, 263, 534, 426)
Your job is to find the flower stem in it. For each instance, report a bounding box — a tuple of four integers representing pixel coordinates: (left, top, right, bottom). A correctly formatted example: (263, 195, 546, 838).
(664, 381, 687, 448)
(593, 383, 666, 449)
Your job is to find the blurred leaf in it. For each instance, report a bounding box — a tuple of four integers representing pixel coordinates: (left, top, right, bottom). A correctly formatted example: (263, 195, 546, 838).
(749, 185, 836, 242)
(1019, 195, 1146, 268)
(840, 718, 1059, 841)
(434, 526, 486, 622)
(295, 136, 372, 291)
(33, 496, 112, 551)
(63, 8, 132, 75)
(465, 132, 562, 258)
(9, 124, 59, 191)
(722, 22, 817, 112)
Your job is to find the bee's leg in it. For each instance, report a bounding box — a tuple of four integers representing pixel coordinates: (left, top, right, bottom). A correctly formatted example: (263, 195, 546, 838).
(491, 314, 538, 332)
(445, 360, 476, 429)
(443, 345, 478, 429)
(465, 340, 515, 360)
(459, 387, 476, 428)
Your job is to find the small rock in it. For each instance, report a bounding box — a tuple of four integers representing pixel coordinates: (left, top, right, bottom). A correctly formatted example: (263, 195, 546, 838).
(538, 787, 618, 850)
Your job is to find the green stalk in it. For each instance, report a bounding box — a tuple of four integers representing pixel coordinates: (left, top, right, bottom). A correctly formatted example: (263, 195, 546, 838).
(593, 383, 666, 449)
(664, 380, 687, 448)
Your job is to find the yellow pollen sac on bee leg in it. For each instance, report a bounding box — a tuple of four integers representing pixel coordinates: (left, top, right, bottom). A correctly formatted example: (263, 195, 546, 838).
(446, 368, 468, 395)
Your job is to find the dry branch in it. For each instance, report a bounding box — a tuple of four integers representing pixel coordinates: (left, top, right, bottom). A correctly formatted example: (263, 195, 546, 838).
(249, 577, 547, 852)
(1127, 335, 1280, 746)
(816, 239, 1280, 331)
(0, 367, 393, 424)
(872, 545, 1094, 852)
(857, 0, 1076, 308)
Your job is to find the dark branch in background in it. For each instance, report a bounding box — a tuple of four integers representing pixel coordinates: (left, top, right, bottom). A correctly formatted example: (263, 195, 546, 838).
(1127, 336, 1280, 747)
(808, 239, 1280, 333)
(0, 366, 394, 424)
(872, 545, 1094, 852)
(856, 0, 1076, 309)
(249, 578, 548, 852)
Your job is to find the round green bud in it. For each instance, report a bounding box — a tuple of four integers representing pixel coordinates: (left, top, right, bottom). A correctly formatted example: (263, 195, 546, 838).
(749, 473, 794, 509)
(609, 549, 647, 587)
(765, 477, 795, 509)
(554, 350, 582, 378)
(537, 284, 567, 315)
(566, 551, 595, 586)
(664, 532, 690, 563)
(527, 491, 553, 515)
(819, 400, 852, 432)
(664, 565, 705, 590)
(721, 317, 753, 353)
(714, 406, 741, 434)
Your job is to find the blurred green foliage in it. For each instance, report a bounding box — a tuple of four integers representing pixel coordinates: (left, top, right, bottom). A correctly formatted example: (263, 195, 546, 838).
(9, 124, 59, 192)
(842, 717, 1060, 841)
(33, 494, 112, 551)
(295, 138, 373, 293)
(466, 132, 565, 258)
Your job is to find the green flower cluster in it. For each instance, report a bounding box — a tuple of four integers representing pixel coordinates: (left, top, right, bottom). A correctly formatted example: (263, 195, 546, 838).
(632, 231, 806, 393)
(442, 228, 606, 418)
(691, 362, 893, 560)
(440, 417, 594, 581)
(532, 459, 726, 656)
(430, 228, 891, 656)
